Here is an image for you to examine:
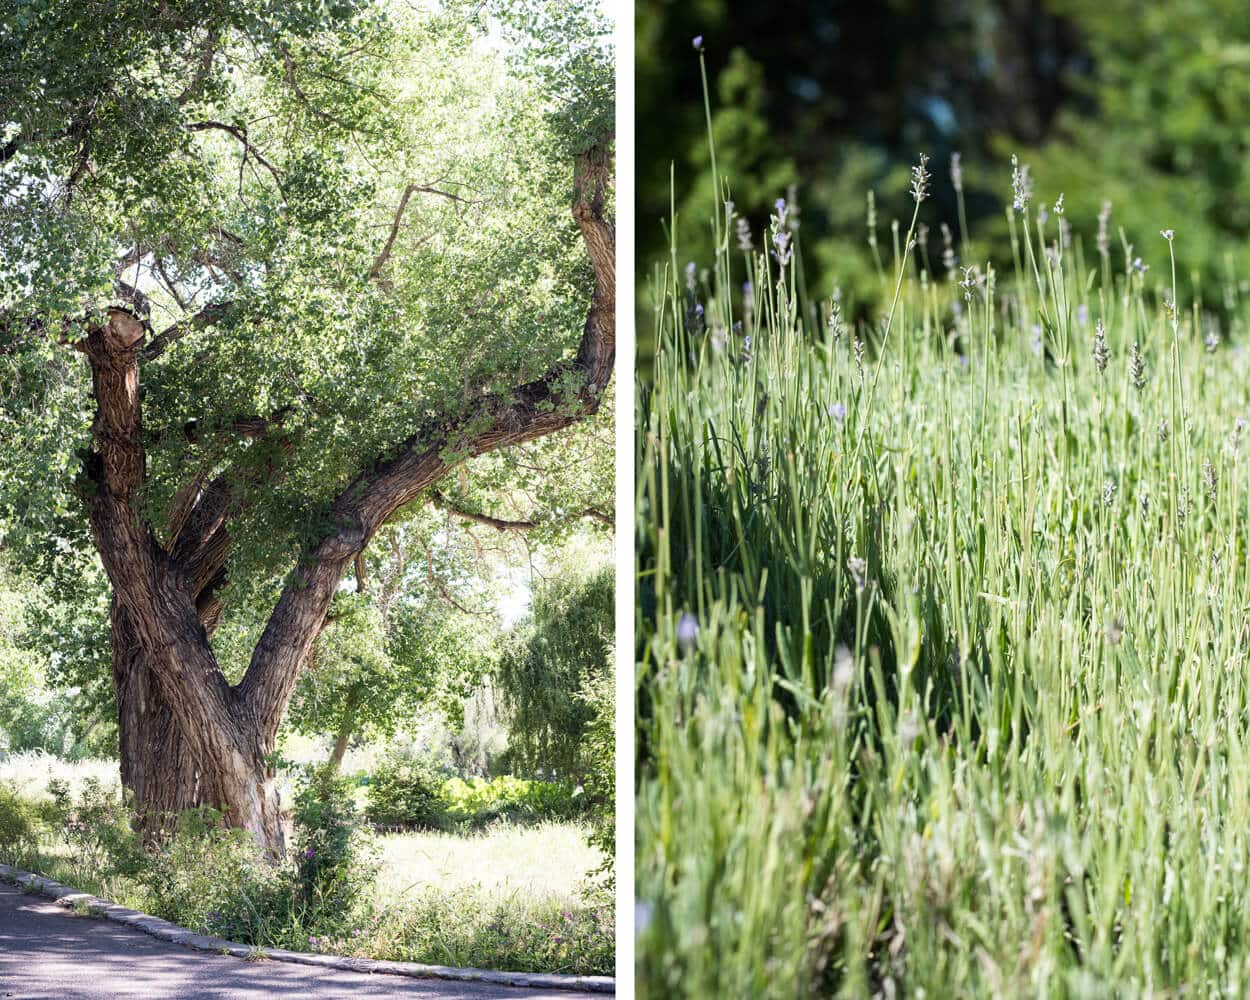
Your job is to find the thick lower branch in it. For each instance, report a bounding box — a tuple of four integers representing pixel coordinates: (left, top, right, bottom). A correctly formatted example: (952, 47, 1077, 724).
(236, 140, 616, 737)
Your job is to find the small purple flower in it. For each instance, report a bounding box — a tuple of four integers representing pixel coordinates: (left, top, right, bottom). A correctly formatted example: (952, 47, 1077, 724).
(676, 613, 699, 651)
(827, 402, 846, 423)
(1133, 257, 1149, 274)
(772, 228, 792, 266)
(1077, 304, 1089, 326)
(563, 911, 574, 921)
(304, 848, 316, 860)
(692, 35, 704, 51)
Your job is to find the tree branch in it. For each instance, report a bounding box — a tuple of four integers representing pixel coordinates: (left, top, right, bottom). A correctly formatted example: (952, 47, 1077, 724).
(280, 47, 367, 133)
(237, 140, 615, 735)
(367, 182, 473, 284)
(141, 301, 232, 362)
(184, 121, 282, 189)
(430, 491, 614, 531)
(176, 30, 220, 106)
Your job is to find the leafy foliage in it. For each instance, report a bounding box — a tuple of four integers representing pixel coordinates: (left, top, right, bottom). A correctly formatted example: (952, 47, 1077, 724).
(140, 807, 305, 945)
(577, 667, 614, 892)
(364, 746, 584, 830)
(291, 766, 376, 915)
(496, 563, 613, 781)
(638, 0, 1250, 353)
(364, 748, 447, 828)
(45, 776, 144, 881)
(440, 775, 581, 827)
(0, 782, 42, 861)
(0, 0, 614, 725)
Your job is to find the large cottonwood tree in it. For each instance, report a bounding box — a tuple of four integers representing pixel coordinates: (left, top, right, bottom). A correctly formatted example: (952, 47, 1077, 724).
(0, 0, 614, 851)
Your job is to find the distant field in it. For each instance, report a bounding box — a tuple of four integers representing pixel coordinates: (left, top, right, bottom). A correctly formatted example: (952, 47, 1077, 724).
(377, 821, 601, 904)
(0, 752, 119, 799)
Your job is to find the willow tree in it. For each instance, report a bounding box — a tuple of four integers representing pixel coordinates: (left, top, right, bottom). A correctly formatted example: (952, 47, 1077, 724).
(0, 0, 614, 851)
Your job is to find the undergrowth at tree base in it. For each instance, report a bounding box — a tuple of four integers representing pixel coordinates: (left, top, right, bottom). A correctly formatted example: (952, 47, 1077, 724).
(0, 771, 612, 977)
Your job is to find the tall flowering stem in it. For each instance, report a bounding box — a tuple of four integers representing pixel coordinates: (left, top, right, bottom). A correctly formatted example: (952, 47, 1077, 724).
(847, 154, 928, 485)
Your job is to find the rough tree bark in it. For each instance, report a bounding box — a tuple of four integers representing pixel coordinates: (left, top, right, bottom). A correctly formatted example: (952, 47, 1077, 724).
(84, 142, 615, 854)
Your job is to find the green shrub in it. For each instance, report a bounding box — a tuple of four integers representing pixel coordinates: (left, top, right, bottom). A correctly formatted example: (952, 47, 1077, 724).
(45, 776, 143, 880)
(578, 669, 614, 895)
(0, 782, 42, 862)
(292, 766, 376, 916)
(364, 747, 587, 830)
(440, 775, 581, 828)
(364, 751, 446, 828)
(139, 807, 302, 945)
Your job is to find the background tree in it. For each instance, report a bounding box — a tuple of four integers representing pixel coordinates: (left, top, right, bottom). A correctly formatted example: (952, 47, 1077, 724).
(496, 562, 614, 783)
(0, 0, 614, 852)
(636, 0, 1250, 354)
(286, 523, 498, 774)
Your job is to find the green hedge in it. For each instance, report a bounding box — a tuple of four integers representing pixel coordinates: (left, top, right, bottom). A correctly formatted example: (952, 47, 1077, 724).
(363, 760, 584, 830)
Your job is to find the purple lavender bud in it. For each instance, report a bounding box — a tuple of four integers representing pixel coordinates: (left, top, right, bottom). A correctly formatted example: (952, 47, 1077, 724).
(676, 613, 699, 651)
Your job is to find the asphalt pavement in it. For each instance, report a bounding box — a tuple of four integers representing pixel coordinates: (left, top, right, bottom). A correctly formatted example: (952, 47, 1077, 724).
(0, 883, 601, 1000)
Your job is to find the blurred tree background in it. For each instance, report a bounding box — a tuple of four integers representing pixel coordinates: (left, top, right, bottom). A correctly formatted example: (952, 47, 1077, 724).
(637, 0, 1250, 353)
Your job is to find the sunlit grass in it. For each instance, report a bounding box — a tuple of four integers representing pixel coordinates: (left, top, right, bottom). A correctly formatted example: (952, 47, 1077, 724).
(378, 820, 601, 904)
(0, 751, 118, 800)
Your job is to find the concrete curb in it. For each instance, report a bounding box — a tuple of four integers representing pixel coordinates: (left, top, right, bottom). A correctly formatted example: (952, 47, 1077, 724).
(0, 864, 614, 995)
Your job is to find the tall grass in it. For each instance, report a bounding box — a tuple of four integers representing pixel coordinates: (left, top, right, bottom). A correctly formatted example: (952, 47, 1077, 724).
(0, 751, 119, 800)
(636, 91, 1250, 995)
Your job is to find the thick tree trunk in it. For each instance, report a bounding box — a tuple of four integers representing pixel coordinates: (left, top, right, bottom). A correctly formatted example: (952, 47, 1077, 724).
(112, 602, 285, 852)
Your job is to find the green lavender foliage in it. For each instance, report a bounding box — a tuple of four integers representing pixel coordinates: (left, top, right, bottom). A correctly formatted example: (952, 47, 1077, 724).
(637, 146, 1250, 994)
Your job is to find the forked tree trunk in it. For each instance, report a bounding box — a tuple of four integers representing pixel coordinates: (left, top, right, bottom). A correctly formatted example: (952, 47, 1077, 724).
(112, 602, 285, 851)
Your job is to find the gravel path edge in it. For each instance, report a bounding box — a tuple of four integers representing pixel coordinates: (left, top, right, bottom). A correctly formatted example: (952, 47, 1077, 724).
(0, 863, 614, 995)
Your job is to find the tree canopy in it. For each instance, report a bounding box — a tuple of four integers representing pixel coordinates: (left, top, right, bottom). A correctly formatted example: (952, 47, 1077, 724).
(2, 0, 612, 600)
(637, 0, 1250, 331)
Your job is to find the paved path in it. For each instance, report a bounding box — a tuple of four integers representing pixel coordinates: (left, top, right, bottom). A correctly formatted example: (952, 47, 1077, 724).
(0, 884, 601, 1000)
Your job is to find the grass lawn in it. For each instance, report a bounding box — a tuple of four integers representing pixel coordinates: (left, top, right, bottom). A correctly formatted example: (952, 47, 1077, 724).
(0, 752, 118, 799)
(377, 821, 601, 904)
